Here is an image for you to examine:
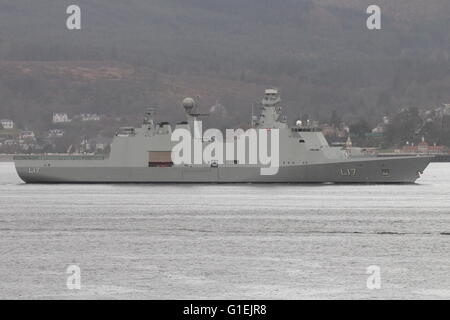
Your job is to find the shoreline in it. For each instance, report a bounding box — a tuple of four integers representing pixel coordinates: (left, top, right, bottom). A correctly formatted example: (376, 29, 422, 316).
(0, 154, 14, 162)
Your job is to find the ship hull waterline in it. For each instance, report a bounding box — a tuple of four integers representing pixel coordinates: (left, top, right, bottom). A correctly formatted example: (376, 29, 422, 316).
(14, 156, 431, 184)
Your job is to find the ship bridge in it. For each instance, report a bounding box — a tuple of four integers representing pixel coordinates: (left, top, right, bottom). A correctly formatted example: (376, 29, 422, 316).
(255, 88, 287, 129)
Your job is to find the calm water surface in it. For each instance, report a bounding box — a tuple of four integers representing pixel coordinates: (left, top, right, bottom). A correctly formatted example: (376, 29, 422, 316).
(0, 162, 449, 299)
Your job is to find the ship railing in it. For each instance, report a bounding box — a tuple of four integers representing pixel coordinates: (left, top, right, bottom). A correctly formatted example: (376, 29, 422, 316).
(13, 155, 105, 161)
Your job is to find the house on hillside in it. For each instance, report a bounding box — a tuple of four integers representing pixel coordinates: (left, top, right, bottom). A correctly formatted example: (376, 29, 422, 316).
(20, 131, 36, 140)
(322, 122, 349, 138)
(400, 137, 446, 155)
(3, 139, 17, 146)
(48, 129, 65, 138)
(322, 125, 336, 137)
(52, 113, 71, 123)
(372, 116, 390, 134)
(79, 113, 102, 122)
(0, 119, 14, 129)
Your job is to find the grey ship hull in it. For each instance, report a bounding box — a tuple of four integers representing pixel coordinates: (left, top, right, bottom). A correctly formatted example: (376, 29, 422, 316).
(14, 156, 431, 184)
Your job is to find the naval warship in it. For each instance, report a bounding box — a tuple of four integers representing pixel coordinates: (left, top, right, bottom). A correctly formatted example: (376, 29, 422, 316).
(14, 89, 431, 183)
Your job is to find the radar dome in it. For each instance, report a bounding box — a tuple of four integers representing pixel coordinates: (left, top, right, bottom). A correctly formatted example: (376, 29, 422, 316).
(182, 97, 196, 111)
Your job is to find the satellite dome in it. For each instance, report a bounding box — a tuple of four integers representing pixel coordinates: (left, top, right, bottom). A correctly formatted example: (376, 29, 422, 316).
(182, 97, 196, 111)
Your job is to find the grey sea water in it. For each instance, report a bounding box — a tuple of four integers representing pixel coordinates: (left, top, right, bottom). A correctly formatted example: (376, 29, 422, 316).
(0, 162, 449, 299)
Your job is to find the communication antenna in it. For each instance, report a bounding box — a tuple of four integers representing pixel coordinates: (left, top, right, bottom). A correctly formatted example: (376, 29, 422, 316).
(182, 97, 209, 117)
(251, 103, 254, 128)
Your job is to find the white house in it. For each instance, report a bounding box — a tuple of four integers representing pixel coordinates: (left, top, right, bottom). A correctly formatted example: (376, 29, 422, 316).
(3, 139, 16, 146)
(372, 125, 385, 134)
(20, 131, 36, 140)
(0, 119, 14, 129)
(372, 116, 390, 134)
(52, 113, 71, 123)
(80, 113, 101, 121)
(48, 129, 65, 138)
